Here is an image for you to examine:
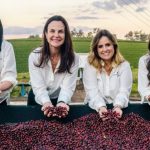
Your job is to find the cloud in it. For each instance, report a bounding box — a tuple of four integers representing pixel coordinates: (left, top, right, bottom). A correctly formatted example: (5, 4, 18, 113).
(116, 0, 148, 6)
(70, 25, 93, 33)
(4, 26, 42, 35)
(115, 10, 122, 14)
(136, 7, 146, 12)
(81, 8, 91, 13)
(75, 16, 99, 20)
(92, 1, 116, 10)
(92, 0, 149, 11)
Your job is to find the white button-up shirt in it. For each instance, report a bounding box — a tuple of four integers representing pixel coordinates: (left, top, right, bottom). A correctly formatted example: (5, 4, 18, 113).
(138, 54, 150, 105)
(0, 40, 17, 102)
(83, 59, 133, 111)
(28, 48, 79, 105)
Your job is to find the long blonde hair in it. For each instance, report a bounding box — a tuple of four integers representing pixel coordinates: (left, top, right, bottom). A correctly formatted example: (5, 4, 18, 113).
(88, 29, 125, 70)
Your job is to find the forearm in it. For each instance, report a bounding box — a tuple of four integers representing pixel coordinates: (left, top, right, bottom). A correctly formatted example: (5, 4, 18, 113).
(114, 93, 129, 108)
(0, 81, 13, 91)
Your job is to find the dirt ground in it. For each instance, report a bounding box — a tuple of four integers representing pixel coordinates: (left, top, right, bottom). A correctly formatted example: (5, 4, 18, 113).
(71, 80, 85, 102)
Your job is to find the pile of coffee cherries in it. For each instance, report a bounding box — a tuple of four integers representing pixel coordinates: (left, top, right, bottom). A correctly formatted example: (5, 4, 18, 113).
(0, 112, 149, 149)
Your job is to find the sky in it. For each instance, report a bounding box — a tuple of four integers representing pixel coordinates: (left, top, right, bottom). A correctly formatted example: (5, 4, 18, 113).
(1, 0, 150, 39)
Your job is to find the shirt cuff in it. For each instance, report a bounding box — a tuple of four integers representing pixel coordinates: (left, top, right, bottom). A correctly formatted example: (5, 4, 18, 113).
(114, 95, 129, 108)
(57, 89, 72, 104)
(89, 97, 106, 112)
(143, 95, 150, 105)
(1, 77, 17, 86)
(36, 93, 51, 105)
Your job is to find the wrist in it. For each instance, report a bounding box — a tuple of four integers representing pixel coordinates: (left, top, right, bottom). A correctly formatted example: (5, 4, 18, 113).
(43, 101, 52, 106)
(145, 96, 150, 101)
(113, 105, 122, 110)
(98, 106, 107, 111)
(57, 101, 69, 106)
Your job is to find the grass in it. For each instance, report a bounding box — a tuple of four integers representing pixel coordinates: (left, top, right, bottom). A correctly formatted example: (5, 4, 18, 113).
(9, 39, 42, 73)
(9, 38, 148, 98)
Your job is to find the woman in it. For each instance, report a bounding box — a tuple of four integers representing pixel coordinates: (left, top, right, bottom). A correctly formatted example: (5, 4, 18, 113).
(0, 20, 17, 105)
(138, 40, 150, 105)
(28, 15, 79, 117)
(83, 29, 132, 120)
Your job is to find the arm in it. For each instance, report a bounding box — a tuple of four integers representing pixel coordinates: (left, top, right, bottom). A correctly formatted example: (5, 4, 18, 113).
(83, 61, 106, 112)
(0, 81, 13, 92)
(28, 52, 51, 105)
(113, 62, 133, 108)
(0, 42, 17, 92)
(138, 56, 150, 105)
(57, 54, 79, 104)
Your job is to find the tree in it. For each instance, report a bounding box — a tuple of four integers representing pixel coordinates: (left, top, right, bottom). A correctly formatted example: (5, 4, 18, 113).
(77, 29, 84, 37)
(93, 28, 100, 34)
(134, 31, 140, 41)
(125, 31, 133, 40)
(140, 32, 148, 41)
(28, 34, 40, 39)
(71, 28, 77, 37)
(87, 32, 93, 38)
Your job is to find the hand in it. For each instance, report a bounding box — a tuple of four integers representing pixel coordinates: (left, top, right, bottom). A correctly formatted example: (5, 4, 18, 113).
(98, 106, 108, 121)
(56, 102, 69, 117)
(113, 106, 123, 118)
(41, 102, 54, 117)
(146, 95, 150, 102)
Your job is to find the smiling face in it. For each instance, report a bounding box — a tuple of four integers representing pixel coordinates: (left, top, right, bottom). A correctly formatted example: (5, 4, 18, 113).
(45, 21, 65, 54)
(97, 36, 115, 64)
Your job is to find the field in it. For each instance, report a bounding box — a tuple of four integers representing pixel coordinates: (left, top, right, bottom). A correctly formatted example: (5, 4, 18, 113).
(9, 38, 149, 98)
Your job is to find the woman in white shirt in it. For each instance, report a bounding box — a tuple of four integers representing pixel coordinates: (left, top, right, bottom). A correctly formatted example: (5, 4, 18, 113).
(0, 20, 17, 105)
(83, 29, 132, 120)
(28, 15, 79, 117)
(138, 40, 150, 105)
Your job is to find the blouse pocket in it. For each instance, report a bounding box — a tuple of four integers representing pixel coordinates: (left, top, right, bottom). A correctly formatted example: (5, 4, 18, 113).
(97, 74, 104, 96)
(110, 72, 120, 92)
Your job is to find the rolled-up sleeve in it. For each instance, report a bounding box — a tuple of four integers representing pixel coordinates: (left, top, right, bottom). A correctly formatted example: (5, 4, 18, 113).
(57, 54, 79, 104)
(113, 62, 133, 108)
(28, 53, 50, 105)
(83, 61, 106, 111)
(138, 56, 150, 105)
(1, 42, 17, 86)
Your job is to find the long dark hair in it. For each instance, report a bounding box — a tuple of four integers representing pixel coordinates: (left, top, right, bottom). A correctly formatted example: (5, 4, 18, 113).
(146, 40, 150, 84)
(35, 15, 75, 73)
(0, 20, 3, 52)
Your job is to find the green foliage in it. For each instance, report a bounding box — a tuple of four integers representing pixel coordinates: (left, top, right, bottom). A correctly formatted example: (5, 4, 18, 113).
(9, 39, 42, 73)
(118, 41, 148, 68)
(131, 68, 140, 98)
(11, 73, 30, 97)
